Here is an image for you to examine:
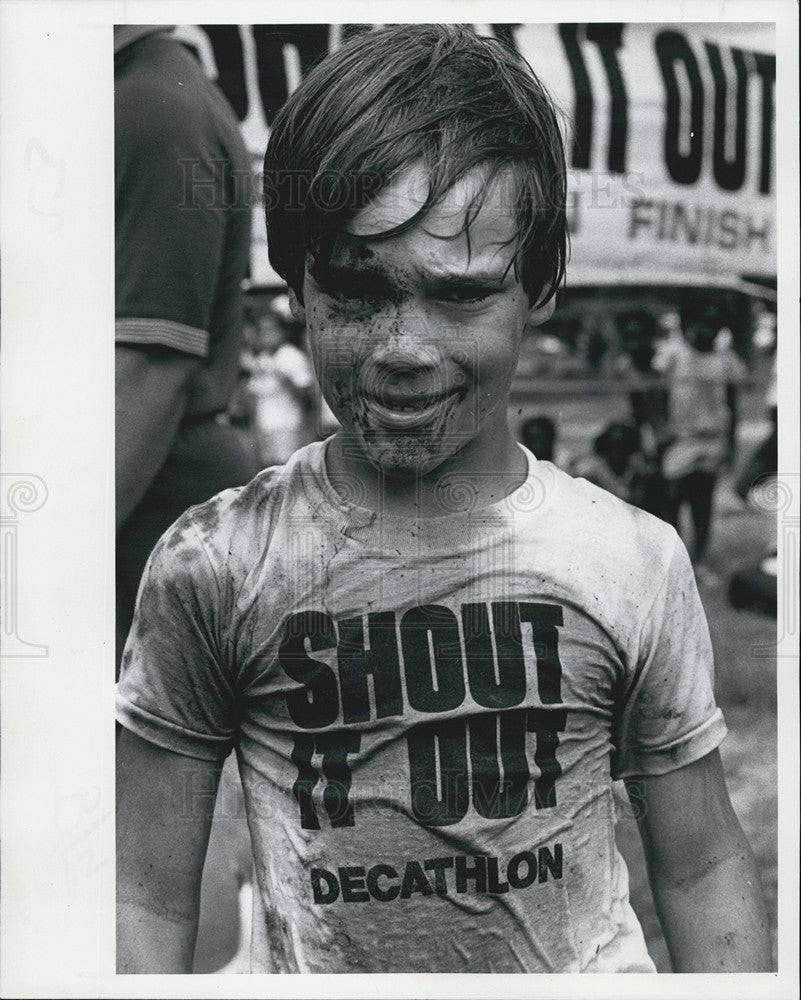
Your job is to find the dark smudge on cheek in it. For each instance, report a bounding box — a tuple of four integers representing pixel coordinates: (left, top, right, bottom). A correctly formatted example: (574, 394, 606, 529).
(329, 376, 355, 410)
(345, 241, 375, 264)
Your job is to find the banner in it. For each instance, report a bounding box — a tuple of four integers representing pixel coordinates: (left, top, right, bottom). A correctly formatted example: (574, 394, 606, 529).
(176, 23, 776, 289)
(518, 23, 775, 288)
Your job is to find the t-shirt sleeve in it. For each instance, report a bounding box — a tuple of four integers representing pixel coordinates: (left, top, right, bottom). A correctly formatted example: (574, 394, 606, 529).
(116, 510, 237, 761)
(611, 534, 727, 779)
(115, 74, 228, 357)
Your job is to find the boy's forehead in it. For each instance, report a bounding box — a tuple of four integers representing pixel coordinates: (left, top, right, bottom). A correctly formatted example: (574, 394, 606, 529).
(347, 163, 516, 238)
(335, 163, 519, 271)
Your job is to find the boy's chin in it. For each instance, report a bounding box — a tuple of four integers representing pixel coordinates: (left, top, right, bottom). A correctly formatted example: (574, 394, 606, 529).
(345, 428, 462, 481)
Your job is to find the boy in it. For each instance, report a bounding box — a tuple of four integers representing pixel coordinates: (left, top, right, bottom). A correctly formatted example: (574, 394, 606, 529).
(116, 25, 770, 973)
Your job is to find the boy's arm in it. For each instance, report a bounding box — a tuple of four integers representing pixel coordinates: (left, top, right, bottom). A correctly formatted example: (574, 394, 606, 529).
(625, 748, 771, 972)
(117, 728, 223, 973)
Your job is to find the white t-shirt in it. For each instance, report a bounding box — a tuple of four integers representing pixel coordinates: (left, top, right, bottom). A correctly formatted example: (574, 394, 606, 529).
(117, 441, 726, 973)
(244, 343, 314, 432)
(657, 340, 747, 478)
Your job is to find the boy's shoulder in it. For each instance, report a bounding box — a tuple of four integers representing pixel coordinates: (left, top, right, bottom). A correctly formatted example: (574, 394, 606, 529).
(149, 444, 680, 610)
(530, 461, 687, 643)
(535, 457, 679, 575)
(154, 442, 328, 573)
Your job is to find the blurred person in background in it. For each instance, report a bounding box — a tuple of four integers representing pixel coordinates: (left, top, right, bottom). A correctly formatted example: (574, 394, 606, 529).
(519, 414, 570, 469)
(654, 300, 747, 581)
(577, 316, 610, 374)
(115, 25, 261, 670)
(618, 310, 669, 454)
(238, 292, 316, 467)
(571, 422, 662, 515)
(728, 353, 777, 616)
(519, 415, 556, 462)
(736, 353, 777, 503)
(617, 309, 669, 518)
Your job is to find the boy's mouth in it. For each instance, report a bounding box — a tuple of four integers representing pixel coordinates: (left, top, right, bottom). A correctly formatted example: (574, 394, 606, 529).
(361, 388, 462, 430)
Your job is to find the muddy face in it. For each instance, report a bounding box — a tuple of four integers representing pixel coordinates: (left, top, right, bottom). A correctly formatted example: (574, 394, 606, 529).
(296, 164, 554, 494)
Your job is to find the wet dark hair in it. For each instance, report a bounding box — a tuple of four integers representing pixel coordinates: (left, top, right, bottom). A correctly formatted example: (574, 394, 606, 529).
(264, 24, 568, 306)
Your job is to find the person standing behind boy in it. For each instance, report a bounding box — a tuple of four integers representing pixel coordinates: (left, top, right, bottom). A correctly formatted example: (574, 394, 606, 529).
(115, 26, 260, 669)
(656, 300, 747, 577)
(117, 25, 770, 974)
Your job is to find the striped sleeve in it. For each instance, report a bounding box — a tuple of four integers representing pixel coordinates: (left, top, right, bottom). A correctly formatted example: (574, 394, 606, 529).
(115, 317, 209, 357)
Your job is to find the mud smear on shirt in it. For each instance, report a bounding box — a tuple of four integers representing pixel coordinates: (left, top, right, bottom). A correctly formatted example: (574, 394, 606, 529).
(260, 897, 299, 973)
(161, 511, 208, 567)
(190, 495, 223, 538)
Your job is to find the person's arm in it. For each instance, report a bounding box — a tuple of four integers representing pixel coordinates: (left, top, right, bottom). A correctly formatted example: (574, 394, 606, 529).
(117, 728, 223, 973)
(724, 383, 739, 467)
(115, 47, 238, 531)
(115, 344, 201, 531)
(626, 748, 771, 972)
(723, 349, 750, 468)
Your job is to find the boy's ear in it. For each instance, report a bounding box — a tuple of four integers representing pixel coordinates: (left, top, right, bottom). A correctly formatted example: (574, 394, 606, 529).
(526, 294, 556, 328)
(287, 287, 306, 324)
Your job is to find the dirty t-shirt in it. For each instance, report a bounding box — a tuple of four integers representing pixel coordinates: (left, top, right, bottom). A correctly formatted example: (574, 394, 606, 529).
(117, 442, 726, 973)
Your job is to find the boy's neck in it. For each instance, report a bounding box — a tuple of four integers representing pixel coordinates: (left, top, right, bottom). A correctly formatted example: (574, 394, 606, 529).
(325, 424, 528, 520)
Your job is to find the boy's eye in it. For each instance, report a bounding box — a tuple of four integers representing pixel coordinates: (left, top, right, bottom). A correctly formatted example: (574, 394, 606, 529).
(436, 286, 496, 305)
(324, 278, 366, 301)
(320, 276, 389, 305)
